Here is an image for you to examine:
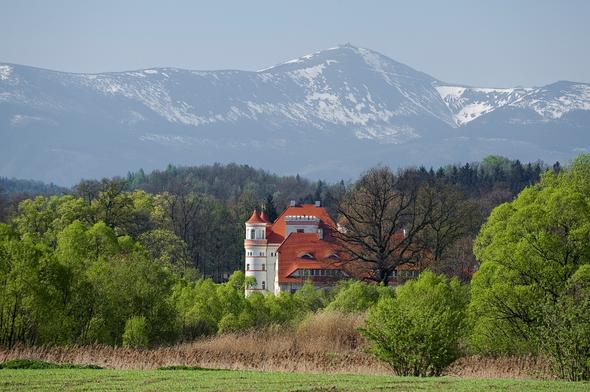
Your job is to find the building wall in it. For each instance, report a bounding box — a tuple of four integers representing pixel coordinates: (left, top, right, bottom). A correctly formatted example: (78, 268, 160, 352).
(285, 223, 319, 236)
(266, 244, 278, 293)
(244, 222, 268, 296)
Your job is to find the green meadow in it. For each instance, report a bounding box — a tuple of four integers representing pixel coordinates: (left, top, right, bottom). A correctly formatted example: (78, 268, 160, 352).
(0, 368, 587, 392)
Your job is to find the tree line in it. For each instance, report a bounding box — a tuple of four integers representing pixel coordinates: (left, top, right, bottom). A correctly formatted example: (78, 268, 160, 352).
(0, 157, 555, 282)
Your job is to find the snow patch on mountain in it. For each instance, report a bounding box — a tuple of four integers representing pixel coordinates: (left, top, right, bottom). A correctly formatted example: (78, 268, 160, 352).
(512, 83, 590, 119)
(0, 65, 12, 80)
(436, 85, 533, 125)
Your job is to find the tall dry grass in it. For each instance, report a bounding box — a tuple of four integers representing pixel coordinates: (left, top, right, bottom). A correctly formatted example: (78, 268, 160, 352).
(444, 355, 552, 380)
(0, 310, 552, 379)
(0, 311, 387, 374)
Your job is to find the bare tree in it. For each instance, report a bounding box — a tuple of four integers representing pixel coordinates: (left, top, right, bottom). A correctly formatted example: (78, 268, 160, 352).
(158, 182, 207, 271)
(334, 167, 434, 285)
(417, 183, 478, 263)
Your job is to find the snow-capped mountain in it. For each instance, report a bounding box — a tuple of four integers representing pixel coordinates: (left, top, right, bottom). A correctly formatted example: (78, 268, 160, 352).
(1, 45, 589, 185)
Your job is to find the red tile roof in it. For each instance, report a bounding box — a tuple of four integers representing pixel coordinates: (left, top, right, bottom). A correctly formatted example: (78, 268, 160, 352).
(246, 209, 265, 224)
(266, 204, 336, 244)
(276, 232, 345, 284)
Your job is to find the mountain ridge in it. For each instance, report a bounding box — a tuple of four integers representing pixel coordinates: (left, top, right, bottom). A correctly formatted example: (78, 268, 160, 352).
(1, 45, 589, 185)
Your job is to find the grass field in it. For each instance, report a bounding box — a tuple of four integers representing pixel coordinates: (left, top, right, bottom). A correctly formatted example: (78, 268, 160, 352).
(0, 368, 588, 391)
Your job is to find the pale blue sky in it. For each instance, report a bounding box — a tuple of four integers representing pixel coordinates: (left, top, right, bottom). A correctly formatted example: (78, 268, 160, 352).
(1, 0, 589, 87)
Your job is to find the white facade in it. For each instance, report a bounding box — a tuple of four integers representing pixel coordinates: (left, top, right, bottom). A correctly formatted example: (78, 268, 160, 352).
(284, 215, 321, 237)
(244, 219, 278, 296)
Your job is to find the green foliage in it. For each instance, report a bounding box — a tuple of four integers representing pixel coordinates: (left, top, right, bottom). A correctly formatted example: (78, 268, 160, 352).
(362, 271, 469, 376)
(470, 154, 590, 380)
(171, 278, 223, 338)
(138, 229, 190, 272)
(0, 194, 178, 347)
(293, 281, 328, 312)
(122, 316, 149, 349)
(537, 270, 590, 381)
(327, 281, 393, 313)
(0, 359, 102, 369)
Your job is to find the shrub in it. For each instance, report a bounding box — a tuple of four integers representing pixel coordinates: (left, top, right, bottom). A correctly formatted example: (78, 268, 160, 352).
(122, 316, 149, 349)
(294, 281, 328, 312)
(361, 271, 468, 376)
(536, 265, 590, 381)
(327, 281, 392, 313)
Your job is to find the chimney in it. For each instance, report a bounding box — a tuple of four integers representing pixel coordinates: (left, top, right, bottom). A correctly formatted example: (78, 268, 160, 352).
(290, 200, 297, 207)
(314, 200, 321, 207)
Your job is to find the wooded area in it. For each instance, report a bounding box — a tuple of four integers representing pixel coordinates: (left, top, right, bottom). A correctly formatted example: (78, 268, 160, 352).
(2, 155, 588, 380)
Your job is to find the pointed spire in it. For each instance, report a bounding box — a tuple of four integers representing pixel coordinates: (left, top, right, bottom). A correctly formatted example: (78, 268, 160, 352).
(246, 209, 265, 224)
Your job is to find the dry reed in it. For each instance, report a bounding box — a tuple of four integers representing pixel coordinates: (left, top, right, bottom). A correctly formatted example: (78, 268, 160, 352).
(0, 310, 552, 379)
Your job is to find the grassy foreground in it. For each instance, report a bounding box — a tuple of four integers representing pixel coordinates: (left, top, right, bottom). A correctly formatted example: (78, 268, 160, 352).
(0, 368, 588, 391)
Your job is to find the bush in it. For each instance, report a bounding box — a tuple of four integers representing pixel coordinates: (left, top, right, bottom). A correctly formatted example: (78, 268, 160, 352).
(294, 281, 328, 312)
(122, 316, 149, 349)
(327, 281, 393, 313)
(536, 265, 590, 381)
(361, 271, 468, 376)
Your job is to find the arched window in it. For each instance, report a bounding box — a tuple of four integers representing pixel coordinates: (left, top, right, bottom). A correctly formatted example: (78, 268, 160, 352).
(246, 264, 250, 271)
(262, 281, 266, 290)
(262, 264, 265, 271)
(250, 229, 255, 239)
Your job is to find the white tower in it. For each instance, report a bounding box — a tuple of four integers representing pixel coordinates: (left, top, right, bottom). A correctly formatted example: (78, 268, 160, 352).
(244, 209, 268, 296)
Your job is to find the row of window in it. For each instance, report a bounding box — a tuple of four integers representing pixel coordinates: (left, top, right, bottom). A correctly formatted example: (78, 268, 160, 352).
(246, 251, 266, 257)
(290, 269, 342, 277)
(299, 252, 340, 260)
(246, 263, 265, 271)
(248, 229, 265, 240)
(245, 251, 277, 257)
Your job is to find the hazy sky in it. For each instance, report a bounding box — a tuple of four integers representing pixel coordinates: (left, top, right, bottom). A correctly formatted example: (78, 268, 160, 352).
(1, 0, 589, 87)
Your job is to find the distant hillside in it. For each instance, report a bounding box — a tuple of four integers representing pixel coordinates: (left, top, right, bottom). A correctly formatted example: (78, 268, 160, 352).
(0, 177, 67, 196)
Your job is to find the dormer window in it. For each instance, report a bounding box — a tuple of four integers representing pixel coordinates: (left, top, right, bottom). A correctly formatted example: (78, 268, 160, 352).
(300, 252, 315, 260)
(328, 253, 340, 260)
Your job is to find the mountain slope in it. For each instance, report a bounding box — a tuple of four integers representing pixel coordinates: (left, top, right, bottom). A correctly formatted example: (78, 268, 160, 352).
(1, 45, 589, 185)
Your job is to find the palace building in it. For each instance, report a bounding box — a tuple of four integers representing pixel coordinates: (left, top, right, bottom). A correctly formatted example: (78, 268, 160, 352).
(244, 201, 347, 296)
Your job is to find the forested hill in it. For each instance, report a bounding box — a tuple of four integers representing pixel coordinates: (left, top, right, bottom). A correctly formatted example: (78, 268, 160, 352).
(1, 156, 555, 230)
(124, 156, 552, 207)
(0, 177, 67, 196)
(124, 163, 338, 215)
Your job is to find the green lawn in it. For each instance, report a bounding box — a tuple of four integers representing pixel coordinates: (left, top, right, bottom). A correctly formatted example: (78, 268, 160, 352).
(0, 368, 587, 391)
